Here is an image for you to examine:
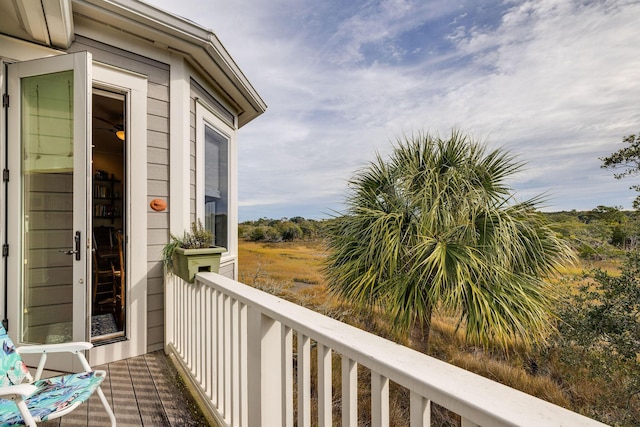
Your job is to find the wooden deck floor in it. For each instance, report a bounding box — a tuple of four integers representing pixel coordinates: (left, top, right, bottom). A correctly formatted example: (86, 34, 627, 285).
(39, 351, 210, 426)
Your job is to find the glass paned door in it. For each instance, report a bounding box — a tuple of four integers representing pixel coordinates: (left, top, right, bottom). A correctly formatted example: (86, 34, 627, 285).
(7, 52, 91, 351)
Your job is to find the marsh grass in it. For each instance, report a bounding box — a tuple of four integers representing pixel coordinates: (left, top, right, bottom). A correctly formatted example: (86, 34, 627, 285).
(238, 239, 618, 425)
(239, 240, 327, 288)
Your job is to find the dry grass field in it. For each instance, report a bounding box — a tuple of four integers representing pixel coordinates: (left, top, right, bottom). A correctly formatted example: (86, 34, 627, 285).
(238, 239, 329, 295)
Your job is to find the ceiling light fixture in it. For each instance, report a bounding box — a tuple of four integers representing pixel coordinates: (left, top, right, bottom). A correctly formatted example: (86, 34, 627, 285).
(115, 130, 125, 141)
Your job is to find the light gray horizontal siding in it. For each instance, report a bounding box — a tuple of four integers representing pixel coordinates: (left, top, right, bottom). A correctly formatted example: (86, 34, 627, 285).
(148, 97, 169, 118)
(148, 181, 169, 198)
(148, 163, 169, 181)
(148, 147, 169, 165)
(148, 130, 169, 150)
(219, 262, 234, 279)
(70, 36, 169, 85)
(148, 115, 169, 134)
(148, 82, 169, 102)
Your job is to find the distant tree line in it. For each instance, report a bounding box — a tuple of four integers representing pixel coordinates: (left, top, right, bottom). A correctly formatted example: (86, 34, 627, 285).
(546, 206, 640, 259)
(239, 216, 327, 242)
(239, 207, 640, 255)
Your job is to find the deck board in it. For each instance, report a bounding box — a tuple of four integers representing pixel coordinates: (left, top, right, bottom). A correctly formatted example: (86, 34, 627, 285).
(37, 351, 208, 426)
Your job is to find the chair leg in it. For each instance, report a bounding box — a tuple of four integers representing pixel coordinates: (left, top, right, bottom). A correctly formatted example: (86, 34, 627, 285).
(96, 386, 117, 427)
(15, 398, 37, 427)
(72, 354, 116, 425)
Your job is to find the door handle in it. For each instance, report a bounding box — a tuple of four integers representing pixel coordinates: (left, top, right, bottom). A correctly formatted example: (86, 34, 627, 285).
(74, 231, 81, 261)
(59, 231, 81, 261)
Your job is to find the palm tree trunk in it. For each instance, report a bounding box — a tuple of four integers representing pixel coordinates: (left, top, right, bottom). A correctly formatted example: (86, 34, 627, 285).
(419, 305, 433, 348)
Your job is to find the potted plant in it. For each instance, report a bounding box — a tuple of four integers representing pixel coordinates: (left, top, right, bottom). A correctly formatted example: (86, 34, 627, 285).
(162, 220, 226, 283)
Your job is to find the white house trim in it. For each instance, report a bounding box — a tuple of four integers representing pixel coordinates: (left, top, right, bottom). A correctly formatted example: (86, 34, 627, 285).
(14, 0, 51, 46)
(90, 61, 148, 364)
(0, 34, 61, 62)
(42, 0, 75, 48)
(195, 98, 239, 272)
(11, 0, 74, 49)
(169, 55, 191, 235)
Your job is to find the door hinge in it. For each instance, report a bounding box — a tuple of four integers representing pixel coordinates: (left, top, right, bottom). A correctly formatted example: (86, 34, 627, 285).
(2, 170, 8, 183)
(2, 94, 8, 108)
(2, 244, 8, 257)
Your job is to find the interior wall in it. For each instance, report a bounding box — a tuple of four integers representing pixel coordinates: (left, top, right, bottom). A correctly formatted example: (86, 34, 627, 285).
(92, 151, 123, 181)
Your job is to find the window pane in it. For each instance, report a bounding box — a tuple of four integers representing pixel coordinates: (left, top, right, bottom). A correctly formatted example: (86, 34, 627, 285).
(21, 71, 74, 343)
(204, 125, 228, 248)
(22, 71, 74, 173)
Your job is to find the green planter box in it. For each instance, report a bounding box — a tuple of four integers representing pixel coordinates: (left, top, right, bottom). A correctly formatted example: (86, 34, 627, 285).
(172, 247, 225, 283)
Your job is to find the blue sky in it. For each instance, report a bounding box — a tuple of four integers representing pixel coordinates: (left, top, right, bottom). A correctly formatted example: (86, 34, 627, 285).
(149, 0, 640, 221)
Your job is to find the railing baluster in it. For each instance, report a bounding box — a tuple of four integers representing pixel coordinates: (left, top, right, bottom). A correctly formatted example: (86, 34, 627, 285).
(188, 282, 192, 361)
(342, 356, 357, 427)
(231, 298, 240, 425)
(372, 372, 389, 427)
(284, 326, 293, 427)
(298, 333, 311, 427)
(200, 284, 206, 386)
(216, 290, 224, 410)
(205, 287, 214, 400)
(317, 344, 332, 427)
(209, 289, 220, 406)
(164, 274, 174, 354)
(202, 285, 208, 390)
(224, 294, 232, 422)
(175, 277, 182, 356)
(410, 391, 430, 427)
(176, 276, 182, 354)
(239, 302, 248, 427)
(195, 282, 202, 384)
(189, 282, 195, 371)
(178, 277, 184, 356)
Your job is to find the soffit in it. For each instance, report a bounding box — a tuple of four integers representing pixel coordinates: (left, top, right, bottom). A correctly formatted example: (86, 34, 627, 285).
(0, 0, 73, 49)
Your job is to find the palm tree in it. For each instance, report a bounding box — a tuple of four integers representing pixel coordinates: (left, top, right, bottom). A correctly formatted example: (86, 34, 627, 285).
(325, 131, 573, 349)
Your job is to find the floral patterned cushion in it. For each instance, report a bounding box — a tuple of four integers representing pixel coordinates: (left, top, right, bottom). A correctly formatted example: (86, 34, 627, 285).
(0, 326, 106, 426)
(0, 326, 29, 387)
(0, 371, 105, 426)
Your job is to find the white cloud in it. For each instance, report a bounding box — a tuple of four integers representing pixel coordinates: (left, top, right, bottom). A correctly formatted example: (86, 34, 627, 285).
(149, 0, 640, 219)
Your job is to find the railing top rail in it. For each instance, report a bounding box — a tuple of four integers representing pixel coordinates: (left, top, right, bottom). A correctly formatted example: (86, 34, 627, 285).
(194, 272, 606, 427)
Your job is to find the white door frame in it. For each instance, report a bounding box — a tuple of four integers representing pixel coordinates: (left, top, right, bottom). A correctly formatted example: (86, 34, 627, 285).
(90, 62, 147, 365)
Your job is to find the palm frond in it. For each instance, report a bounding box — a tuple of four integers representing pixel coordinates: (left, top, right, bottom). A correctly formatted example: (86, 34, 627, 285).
(325, 130, 574, 350)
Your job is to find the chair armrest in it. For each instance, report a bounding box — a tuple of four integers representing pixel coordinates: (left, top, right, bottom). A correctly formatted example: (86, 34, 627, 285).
(16, 342, 93, 354)
(0, 383, 37, 399)
(17, 342, 95, 380)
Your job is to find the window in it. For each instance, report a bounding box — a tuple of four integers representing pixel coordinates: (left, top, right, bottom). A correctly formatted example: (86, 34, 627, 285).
(204, 125, 228, 247)
(196, 100, 234, 251)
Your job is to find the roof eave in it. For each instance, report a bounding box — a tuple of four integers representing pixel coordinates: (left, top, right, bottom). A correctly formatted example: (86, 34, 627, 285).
(72, 0, 266, 127)
(14, 0, 74, 48)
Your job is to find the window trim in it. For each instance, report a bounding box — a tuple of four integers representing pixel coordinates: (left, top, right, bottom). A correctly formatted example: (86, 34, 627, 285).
(195, 98, 236, 260)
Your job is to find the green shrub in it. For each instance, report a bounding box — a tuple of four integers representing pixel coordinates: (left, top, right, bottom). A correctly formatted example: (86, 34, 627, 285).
(546, 251, 640, 424)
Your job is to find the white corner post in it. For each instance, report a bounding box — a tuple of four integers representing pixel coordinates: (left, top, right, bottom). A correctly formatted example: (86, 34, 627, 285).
(169, 55, 191, 234)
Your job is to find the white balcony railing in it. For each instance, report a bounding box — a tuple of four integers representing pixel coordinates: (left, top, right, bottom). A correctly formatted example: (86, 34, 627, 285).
(165, 272, 606, 427)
